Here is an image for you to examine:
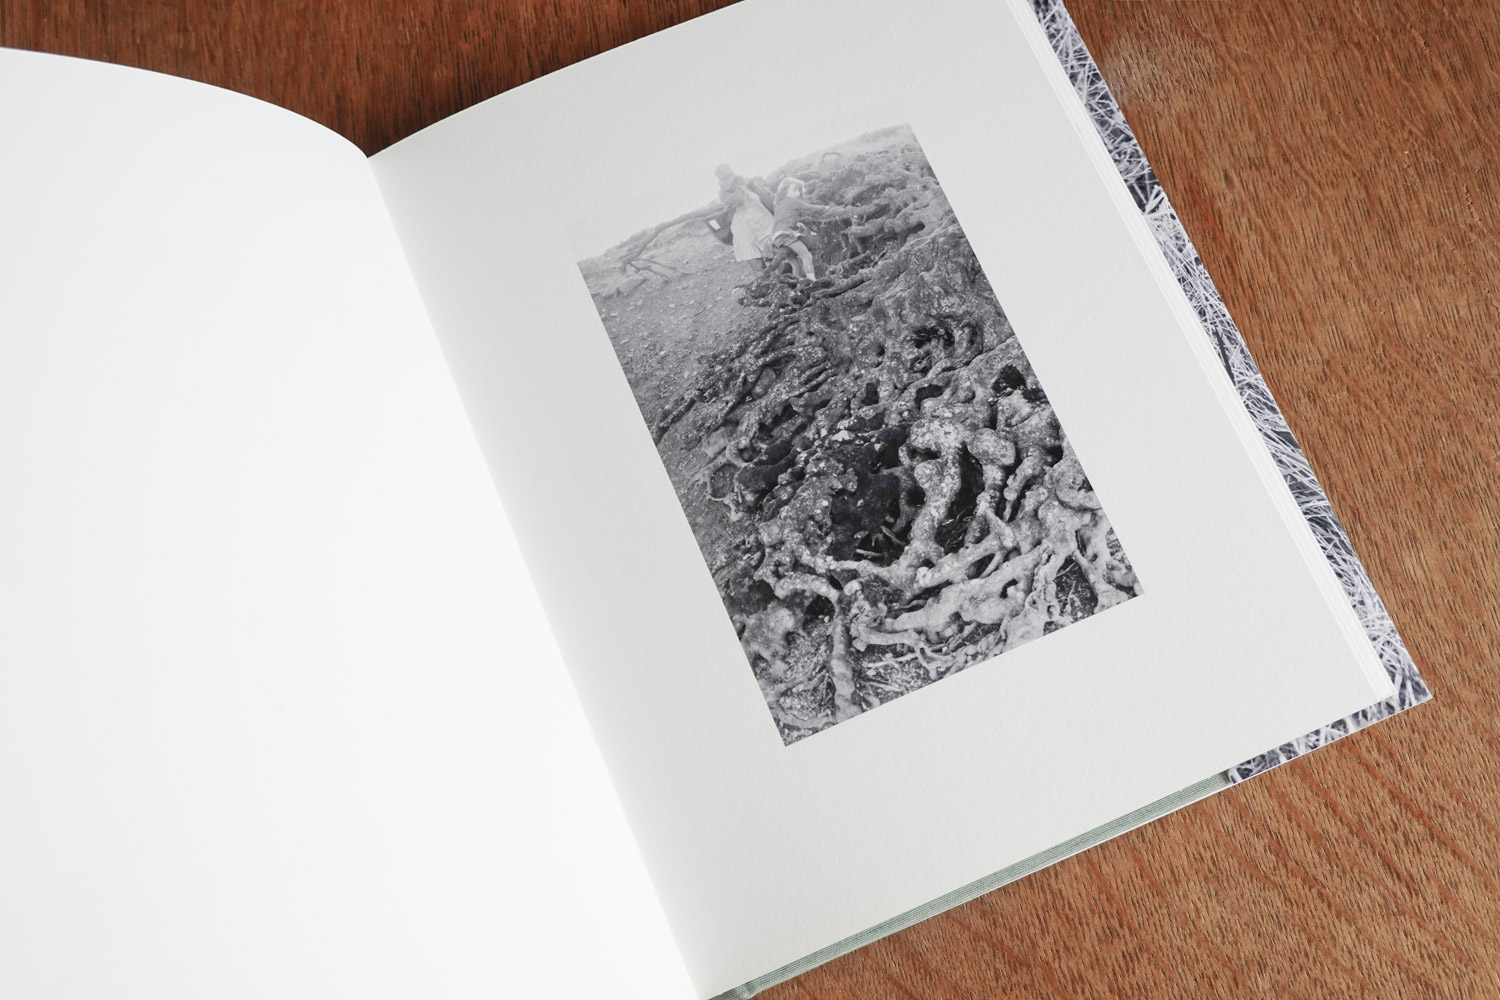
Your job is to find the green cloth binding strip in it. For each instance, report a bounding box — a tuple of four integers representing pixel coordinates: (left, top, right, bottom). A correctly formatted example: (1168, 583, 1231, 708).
(712, 772, 1231, 999)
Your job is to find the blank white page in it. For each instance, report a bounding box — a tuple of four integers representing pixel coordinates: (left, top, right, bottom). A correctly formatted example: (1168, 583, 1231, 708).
(0, 50, 690, 1000)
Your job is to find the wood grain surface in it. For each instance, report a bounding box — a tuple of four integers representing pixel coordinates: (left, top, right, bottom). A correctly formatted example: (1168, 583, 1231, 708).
(5, 1, 1496, 996)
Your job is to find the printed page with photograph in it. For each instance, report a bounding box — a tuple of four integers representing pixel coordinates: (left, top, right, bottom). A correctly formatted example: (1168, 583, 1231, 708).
(579, 124, 1141, 745)
(370, 0, 1399, 993)
(0, 0, 1433, 997)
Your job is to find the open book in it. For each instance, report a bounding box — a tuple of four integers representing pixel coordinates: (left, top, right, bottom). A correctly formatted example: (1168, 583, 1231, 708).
(0, 0, 1430, 996)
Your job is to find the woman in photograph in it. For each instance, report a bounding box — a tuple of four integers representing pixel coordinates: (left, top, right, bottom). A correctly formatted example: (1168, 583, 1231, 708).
(714, 164, 775, 270)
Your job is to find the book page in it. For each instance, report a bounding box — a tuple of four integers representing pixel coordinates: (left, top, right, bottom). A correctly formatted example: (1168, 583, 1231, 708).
(370, 0, 1395, 993)
(0, 51, 690, 999)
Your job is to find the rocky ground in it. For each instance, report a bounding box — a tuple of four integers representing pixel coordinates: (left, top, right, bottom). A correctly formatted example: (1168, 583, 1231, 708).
(581, 126, 1138, 744)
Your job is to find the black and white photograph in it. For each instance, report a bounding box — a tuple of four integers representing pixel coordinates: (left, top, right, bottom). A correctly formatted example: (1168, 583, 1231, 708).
(579, 125, 1139, 744)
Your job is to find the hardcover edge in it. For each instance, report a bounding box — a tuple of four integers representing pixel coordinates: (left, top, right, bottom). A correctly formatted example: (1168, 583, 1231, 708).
(1027, 0, 1429, 783)
(711, 773, 1233, 1000)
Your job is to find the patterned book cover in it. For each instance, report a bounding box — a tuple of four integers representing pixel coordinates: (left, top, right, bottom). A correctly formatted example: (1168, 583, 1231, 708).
(1029, 0, 1431, 781)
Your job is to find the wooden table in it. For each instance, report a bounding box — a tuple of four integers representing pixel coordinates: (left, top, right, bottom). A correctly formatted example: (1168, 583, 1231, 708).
(7, 1, 1495, 995)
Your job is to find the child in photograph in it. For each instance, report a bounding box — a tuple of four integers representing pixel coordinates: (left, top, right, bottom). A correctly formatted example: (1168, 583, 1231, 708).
(768, 176, 854, 280)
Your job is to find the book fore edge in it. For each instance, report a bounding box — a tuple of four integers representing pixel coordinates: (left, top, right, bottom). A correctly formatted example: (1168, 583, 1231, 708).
(1028, 0, 1431, 785)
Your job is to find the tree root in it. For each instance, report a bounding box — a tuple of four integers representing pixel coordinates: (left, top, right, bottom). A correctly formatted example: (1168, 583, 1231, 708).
(642, 129, 1139, 742)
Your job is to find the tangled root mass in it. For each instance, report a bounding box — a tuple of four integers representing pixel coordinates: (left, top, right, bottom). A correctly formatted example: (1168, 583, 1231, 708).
(624, 128, 1138, 743)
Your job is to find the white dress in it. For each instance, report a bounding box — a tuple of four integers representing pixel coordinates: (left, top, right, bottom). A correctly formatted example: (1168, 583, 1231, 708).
(725, 183, 773, 262)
